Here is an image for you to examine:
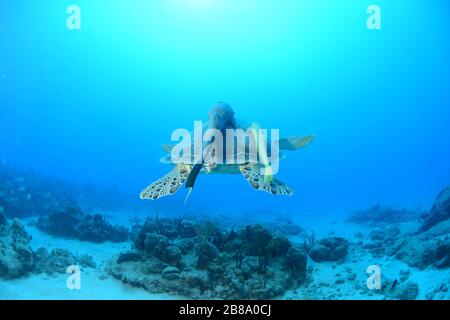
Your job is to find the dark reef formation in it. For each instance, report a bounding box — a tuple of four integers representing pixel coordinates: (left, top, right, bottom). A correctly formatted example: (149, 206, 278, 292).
(418, 186, 450, 232)
(309, 237, 349, 262)
(37, 205, 129, 243)
(357, 186, 450, 270)
(347, 205, 421, 225)
(0, 165, 138, 219)
(346, 186, 450, 273)
(381, 278, 419, 300)
(0, 167, 74, 218)
(395, 220, 450, 269)
(0, 220, 34, 279)
(361, 217, 450, 270)
(0, 219, 96, 280)
(107, 219, 310, 299)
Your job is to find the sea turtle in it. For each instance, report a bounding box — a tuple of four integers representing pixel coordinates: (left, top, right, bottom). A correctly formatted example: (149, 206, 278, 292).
(140, 102, 314, 201)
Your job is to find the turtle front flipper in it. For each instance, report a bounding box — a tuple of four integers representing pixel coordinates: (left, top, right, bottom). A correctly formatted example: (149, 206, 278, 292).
(140, 164, 193, 200)
(239, 164, 294, 196)
(277, 135, 315, 151)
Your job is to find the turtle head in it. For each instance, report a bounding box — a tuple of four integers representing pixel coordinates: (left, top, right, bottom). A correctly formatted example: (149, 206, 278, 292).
(208, 102, 235, 130)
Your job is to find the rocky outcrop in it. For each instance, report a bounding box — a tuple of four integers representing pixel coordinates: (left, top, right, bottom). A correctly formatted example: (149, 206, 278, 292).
(286, 247, 308, 282)
(361, 216, 450, 270)
(33, 248, 77, 275)
(0, 166, 136, 218)
(363, 226, 403, 257)
(0, 219, 94, 279)
(37, 205, 129, 243)
(382, 279, 419, 300)
(395, 220, 450, 269)
(309, 237, 349, 262)
(0, 220, 34, 279)
(196, 242, 219, 269)
(106, 220, 309, 299)
(0, 167, 75, 218)
(347, 205, 420, 225)
(419, 186, 450, 232)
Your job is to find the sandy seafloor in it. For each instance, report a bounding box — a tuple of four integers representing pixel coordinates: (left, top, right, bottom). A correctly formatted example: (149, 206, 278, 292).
(1, 210, 449, 300)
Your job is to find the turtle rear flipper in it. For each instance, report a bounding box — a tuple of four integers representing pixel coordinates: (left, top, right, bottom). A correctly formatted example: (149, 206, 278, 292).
(278, 135, 315, 151)
(239, 164, 294, 196)
(140, 164, 193, 200)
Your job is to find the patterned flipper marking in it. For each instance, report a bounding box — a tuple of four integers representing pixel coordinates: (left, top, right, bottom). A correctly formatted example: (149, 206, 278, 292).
(140, 164, 193, 200)
(239, 164, 294, 196)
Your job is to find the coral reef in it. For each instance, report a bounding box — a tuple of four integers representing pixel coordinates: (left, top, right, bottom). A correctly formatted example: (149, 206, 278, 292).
(0, 167, 74, 218)
(309, 237, 349, 262)
(286, 247, 308, 281)
(106, 219, 309, 299)
(34, 248, 77, 275)
(0, 166, 138, 218)
(37, 205, 129, 243)
(0, 219, 97, 280)
(0, 220, 34, 279)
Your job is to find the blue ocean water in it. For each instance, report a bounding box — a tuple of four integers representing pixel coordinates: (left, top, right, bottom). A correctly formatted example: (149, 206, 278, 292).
(0, 0, 449, 218)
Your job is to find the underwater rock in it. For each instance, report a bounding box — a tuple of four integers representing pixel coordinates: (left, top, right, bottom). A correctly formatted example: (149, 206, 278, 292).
(79, 254, 96, 269)
(117, 251, 144, 264)
(399, 269, 410, 282)
(0, 206, 8, 226)
(159, 220, 178, 239)
(37, 205, 129, 243)
(0, 167, 75, 218)
(285, 247, 307, 281)
(364, 226, 403, 257)
(395, 220, 450, 269)
(182, 270, 210, 292)
(161, 245, 182, 266)
(419, 186, 450, 232)
(402, 238, 450, 269)
(382, 279, 419, 300)
(347, 205, 420, 225)
(144, 233, 170, 257)
(130, 224, 142, 247)
(0, 166, 134, 218)
(268, 221, 306, 236)
(243, 224, 273, 256)
(34, 248, 77, 275)
(267, 233, 292, 257)
(179, 220, 196, 238)
(196, 242, 220, 269)
(309, 237, 349, 262)
(175, 238, 195, 254)
(37, 205, 83, 237)
(434, 240, 450, 268)
(140, 216, 182, 239)
(0, 220, 34, 279)
(106, 222, 304, 299)
(162, 266, 181, 280)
